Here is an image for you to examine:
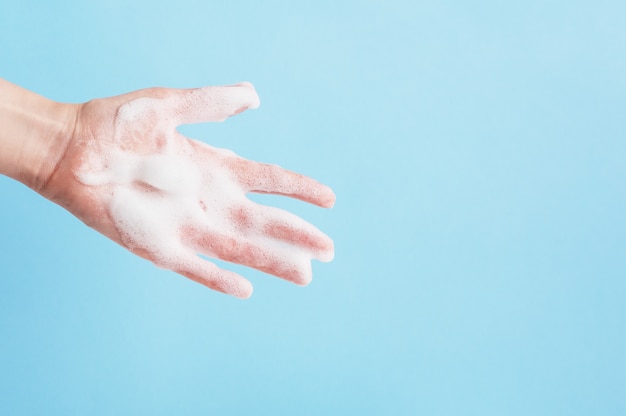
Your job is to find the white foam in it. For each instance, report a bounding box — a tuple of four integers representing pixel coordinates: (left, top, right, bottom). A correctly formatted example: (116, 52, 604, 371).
(75, 83, 332, 297)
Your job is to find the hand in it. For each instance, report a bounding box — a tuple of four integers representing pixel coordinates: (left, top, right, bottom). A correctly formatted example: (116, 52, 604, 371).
(40, 83, 335, 298)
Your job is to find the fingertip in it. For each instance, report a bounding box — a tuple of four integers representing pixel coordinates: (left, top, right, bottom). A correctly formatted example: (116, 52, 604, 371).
(291, 271, 313, 287)
(212, 273, 254, 299)
(292, 264, 313, 286)
(232, 280, 254, 299)
(321, 186, 336, 208)
(310, 183, 336, 208)
(228, 81, 260, 111)
(296, 278, 312, 287)
(319, 240, 335, 263)
(297, 180, 335, 208)
(174, 256, 254, 299)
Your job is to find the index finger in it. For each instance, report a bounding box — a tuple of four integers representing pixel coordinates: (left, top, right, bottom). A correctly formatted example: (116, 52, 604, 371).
(229, 158, 336, 208)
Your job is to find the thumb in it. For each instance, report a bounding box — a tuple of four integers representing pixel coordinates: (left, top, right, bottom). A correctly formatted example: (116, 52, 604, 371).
(167, 82, 260, 125)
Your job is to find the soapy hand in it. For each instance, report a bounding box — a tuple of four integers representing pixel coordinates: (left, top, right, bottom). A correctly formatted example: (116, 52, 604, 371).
(41, 83, 335, 298)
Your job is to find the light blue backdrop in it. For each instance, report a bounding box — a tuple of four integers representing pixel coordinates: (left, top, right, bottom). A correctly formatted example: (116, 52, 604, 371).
(1, 1, 625, 414)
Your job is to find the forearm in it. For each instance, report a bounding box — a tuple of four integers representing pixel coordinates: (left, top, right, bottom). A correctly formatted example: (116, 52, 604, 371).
(0, 78, 78, 192)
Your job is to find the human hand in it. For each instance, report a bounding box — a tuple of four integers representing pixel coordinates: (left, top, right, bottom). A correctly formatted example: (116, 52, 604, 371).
(40, 83, 335, 298)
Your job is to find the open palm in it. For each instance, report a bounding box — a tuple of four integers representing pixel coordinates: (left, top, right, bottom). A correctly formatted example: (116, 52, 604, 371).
(41, 83, 335, 298)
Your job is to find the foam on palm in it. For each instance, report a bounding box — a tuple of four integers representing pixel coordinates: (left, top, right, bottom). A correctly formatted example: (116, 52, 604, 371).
(75, 83, 334, 298)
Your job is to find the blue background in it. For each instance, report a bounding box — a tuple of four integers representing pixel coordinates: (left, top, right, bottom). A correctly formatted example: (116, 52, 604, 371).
(1, 1, 625, 414)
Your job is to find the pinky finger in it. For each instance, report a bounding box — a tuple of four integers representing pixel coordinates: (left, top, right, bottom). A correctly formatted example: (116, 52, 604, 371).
(173, 255, 254, 299)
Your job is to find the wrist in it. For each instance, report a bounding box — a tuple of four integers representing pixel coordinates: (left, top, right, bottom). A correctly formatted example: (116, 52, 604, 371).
(0, 79, 79, 193)
(29, 101, 80, 195)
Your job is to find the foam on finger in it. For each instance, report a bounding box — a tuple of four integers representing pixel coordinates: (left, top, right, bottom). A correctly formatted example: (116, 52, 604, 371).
(171, 82, 261, 125)
(176, 254, 254, 299)
(230, 159, 336, 208)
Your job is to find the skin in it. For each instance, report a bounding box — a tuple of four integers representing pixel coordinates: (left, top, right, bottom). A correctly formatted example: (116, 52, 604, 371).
(0, 78, 335, 298)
